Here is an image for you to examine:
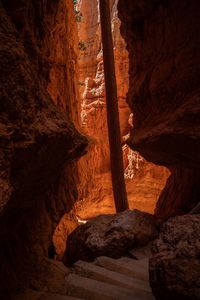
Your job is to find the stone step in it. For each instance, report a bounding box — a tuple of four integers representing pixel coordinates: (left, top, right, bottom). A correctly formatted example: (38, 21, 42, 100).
(74, 260, 151, 293)
(67, 273, 154, 300)
(129, 245, 152, 260)
(119, 256, 149, 268)
(11, 290, 83, 300)
(94, 256, 149, 281)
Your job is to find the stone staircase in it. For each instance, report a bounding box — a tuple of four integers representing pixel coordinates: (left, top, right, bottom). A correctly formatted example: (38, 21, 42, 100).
(66, 246, 155, 300)
(12, 247, 155, 300)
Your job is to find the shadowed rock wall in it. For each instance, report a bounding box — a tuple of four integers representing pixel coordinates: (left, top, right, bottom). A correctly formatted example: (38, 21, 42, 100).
(0, 0, 87, 296)
(118, 0, 200, 220)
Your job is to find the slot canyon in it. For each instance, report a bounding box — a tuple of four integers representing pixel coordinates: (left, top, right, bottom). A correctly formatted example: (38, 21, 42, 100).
(0, 0, 199, 299)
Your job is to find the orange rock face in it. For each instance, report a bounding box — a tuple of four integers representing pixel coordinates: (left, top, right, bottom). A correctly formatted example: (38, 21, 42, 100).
(53, 210, 79, 260)
(75, 0, 169, 219)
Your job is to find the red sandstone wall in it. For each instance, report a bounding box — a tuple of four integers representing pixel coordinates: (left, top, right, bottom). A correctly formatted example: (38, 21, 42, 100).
(75, 0, 169, 219)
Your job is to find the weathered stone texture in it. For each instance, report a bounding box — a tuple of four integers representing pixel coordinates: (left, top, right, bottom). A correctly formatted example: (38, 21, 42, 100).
(75, 0, 169, 220)
(63, 209, 158, 265)
(0, 0, 87, 296)
(118, 0, 200, 219)
(149, 214, 200, 300)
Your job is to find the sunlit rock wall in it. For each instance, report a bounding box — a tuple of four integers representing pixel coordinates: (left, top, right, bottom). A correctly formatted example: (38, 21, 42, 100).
(75, 0, 169, 219)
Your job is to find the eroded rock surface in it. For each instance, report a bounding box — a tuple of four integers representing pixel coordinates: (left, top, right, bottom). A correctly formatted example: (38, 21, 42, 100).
(0, 0, 87, 297)
(53, 211, 79, 260)
(149, 214, 200, 300)
(155, 168, 200, 222)
(75, 0, 169, 219)
(118, 0, 200, 219)
(63, 209, 158, 265)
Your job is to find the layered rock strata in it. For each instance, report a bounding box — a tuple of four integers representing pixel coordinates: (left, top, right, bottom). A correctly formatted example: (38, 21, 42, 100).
(0, 0, 87, 297)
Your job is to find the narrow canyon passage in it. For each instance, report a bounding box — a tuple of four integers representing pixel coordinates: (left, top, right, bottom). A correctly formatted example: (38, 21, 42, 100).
(53, 0, 170, 259)
(74, 0, 170, 219)
(0, 0, 200, 299)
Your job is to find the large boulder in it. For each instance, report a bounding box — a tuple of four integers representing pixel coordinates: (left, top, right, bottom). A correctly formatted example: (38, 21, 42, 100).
(149, 214, 200, 300)
(63, 209, 158, 265)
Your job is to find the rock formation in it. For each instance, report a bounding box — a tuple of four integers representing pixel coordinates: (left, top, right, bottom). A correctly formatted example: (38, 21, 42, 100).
(1, 0, 199, 298)
(0, 0, 87, 297)
(53, 210, 79, 260)
(118, 0, 200, 220)
(63, 209, 158, 265)
(118, 0, 200, 298)
(149, 214, 200, 299)
(75, 0, 169, 220)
